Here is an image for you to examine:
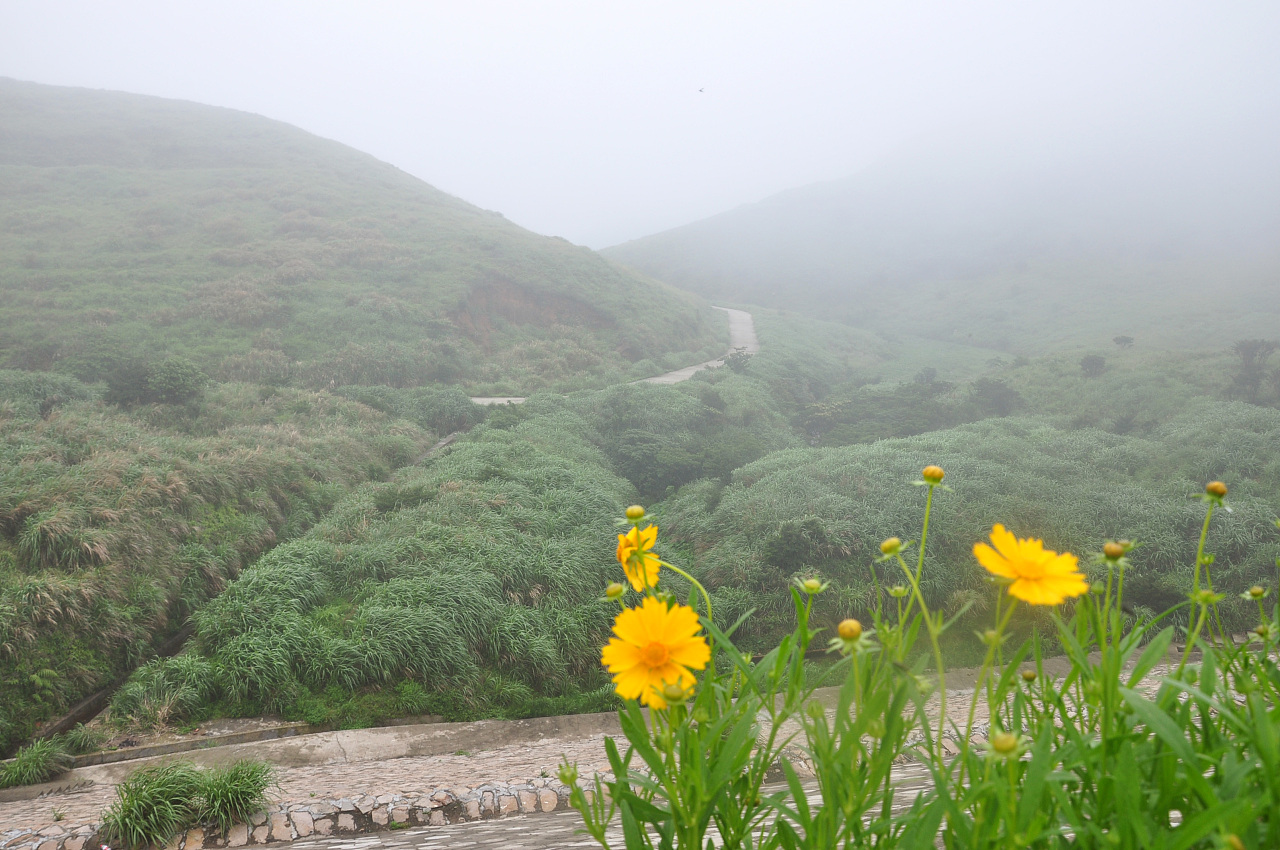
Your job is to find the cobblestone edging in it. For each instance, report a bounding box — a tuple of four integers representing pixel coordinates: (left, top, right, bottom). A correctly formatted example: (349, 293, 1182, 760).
(0, 778, 597, 850)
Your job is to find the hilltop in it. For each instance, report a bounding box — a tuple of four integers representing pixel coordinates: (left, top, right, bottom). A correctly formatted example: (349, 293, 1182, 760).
(0, 78, 724, 395)
(605, 111, 1280, 356)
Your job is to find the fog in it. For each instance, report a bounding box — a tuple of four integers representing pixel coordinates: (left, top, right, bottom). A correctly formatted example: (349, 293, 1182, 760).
(1, 2, 1277, 248)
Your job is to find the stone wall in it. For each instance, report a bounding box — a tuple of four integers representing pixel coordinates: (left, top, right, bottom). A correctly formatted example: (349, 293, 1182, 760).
(1, 778, 593, 850)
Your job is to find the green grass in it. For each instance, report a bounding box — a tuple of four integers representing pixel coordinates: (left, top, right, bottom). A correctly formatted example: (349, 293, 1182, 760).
(0, 375, 437, 753)
(197, 760, 276, 836)
(0, 737, 71, 788)
(656, 401, 1280, 652)
(0, 78, 725, 395)
(98, 760, 272, 848)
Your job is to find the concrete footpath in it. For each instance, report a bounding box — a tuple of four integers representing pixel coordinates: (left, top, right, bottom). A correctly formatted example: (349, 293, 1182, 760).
(0, 674, 980, 849)
(0, 713, 625, 847)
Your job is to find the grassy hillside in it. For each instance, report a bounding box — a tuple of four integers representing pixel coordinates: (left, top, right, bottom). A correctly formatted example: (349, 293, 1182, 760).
(0, 78, 725, 395)
(657, 403, 1280, 653)
(0, 375, 439, 752)
(87, 304, 1280, 736)
(604, 118, 1280, 357)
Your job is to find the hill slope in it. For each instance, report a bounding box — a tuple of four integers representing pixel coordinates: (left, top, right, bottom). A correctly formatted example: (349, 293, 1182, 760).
(0, 78, 723, 394)
(605, 112, 1280, 355)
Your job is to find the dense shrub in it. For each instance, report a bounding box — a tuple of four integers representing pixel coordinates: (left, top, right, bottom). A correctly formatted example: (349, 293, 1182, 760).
(0, 381, 434, 753)
(659, 402, 1280, 650)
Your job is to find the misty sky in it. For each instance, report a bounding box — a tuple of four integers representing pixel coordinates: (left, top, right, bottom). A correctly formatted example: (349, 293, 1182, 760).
(2, 2, 1277, 248)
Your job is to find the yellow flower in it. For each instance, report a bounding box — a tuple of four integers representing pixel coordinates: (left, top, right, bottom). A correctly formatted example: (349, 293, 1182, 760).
(973, 524, 1088, 606)
(601, 596, 710, 708)
(616, 524, 661, 591)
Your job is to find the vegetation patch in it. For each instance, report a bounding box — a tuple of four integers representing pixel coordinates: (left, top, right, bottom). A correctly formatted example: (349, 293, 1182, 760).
(98, 759, 273, 849)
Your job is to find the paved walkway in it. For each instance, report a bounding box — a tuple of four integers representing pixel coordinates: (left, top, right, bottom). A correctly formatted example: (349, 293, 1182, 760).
(293, 762, 937, 850)
(470, 306, 757, 405)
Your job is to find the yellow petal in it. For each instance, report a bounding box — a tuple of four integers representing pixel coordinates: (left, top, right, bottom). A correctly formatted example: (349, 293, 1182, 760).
(668, 638, 711, 670)
(989, 524, 1023, 561)
(974, 542, 1016, 579)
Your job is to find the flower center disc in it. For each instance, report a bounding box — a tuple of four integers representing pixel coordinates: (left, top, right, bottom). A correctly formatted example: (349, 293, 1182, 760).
(641, 642, 670, 667)
(1014, 557, 1046, 579)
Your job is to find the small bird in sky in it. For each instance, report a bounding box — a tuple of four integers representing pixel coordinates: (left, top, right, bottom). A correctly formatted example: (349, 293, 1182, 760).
(699, 88, 704, 92)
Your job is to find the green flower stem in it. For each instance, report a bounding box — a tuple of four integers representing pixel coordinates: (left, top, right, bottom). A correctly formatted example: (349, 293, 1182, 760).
(962, 597, 1017, 783)
(1179, 501, 1217, 671)
(659, 559, 713, 621)
(894, 562, 947, 767)
(917, 483, 935, 585)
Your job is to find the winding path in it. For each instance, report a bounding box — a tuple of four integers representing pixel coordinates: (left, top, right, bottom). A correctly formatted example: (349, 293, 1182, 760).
(469, 306, 757, 405)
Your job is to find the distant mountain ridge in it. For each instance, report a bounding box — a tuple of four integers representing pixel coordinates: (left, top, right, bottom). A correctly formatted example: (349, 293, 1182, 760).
(0, 78, 723, 394)
(605, 110, 1280, 354)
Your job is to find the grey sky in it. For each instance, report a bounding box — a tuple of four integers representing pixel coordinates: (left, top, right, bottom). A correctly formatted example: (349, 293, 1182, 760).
(2, 2, 1276, 247)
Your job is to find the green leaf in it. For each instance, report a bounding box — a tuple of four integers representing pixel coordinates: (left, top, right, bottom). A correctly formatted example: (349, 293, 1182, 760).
(1119, 686, 1213, 798)
(1016, 725, 1055, 835)
(1127, 626, 1174, 688)
(1157, 797, 1251, 850)
(897, 794, 946, 849)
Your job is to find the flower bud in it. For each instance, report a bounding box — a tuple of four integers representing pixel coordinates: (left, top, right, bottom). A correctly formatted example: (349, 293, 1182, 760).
(625, 504, 646, 520)
(605, 582, 626, 600)
(922, 465, 945, 484)
(880, 537, 902, 555)
(990, 731, 1019, 756)
(888, 584, 909, 598)
(1226, 835, 1244, 850)
(1103, 541, 1126, 560)
(980, 628, 1000, 647)
(661, 683, 690, 705)
(838, 618, 863, 640)
(798, 577, 827, 594)
(1191, 589, 1224, 606)
(1205, 481, 1227, 498)
(1248, 586, 1266, 600)
(1021, 669, 1037, 683)
(558, 763, 579, 785)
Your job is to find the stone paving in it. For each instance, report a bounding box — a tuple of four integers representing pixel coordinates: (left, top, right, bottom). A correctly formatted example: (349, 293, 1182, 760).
(0, 654, 1178, 849)
(0, 731, 616, 844)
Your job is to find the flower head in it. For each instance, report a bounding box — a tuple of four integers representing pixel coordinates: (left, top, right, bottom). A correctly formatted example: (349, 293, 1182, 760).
(616, 524, 661, 591)
(1205, 481, 1228, 498)
(796, 576, 828, 595)
(880, 537, 902, 555)
(983, 730, 1029, 760)
(974, 524, 1088, 606)
(1102, 540, 1131, 560)
(922, 465, 945, 484)
(601, 596, 710, 708)
(829, 617, 874, 655)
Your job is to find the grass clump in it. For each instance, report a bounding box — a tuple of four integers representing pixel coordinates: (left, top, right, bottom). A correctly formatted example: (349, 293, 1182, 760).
(61, 723, 107, 755)
(0, 737, 72, 788)
(99, 763, 205, 849)
(99, 760, 273, 849)
(198, 760, 277, 835)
